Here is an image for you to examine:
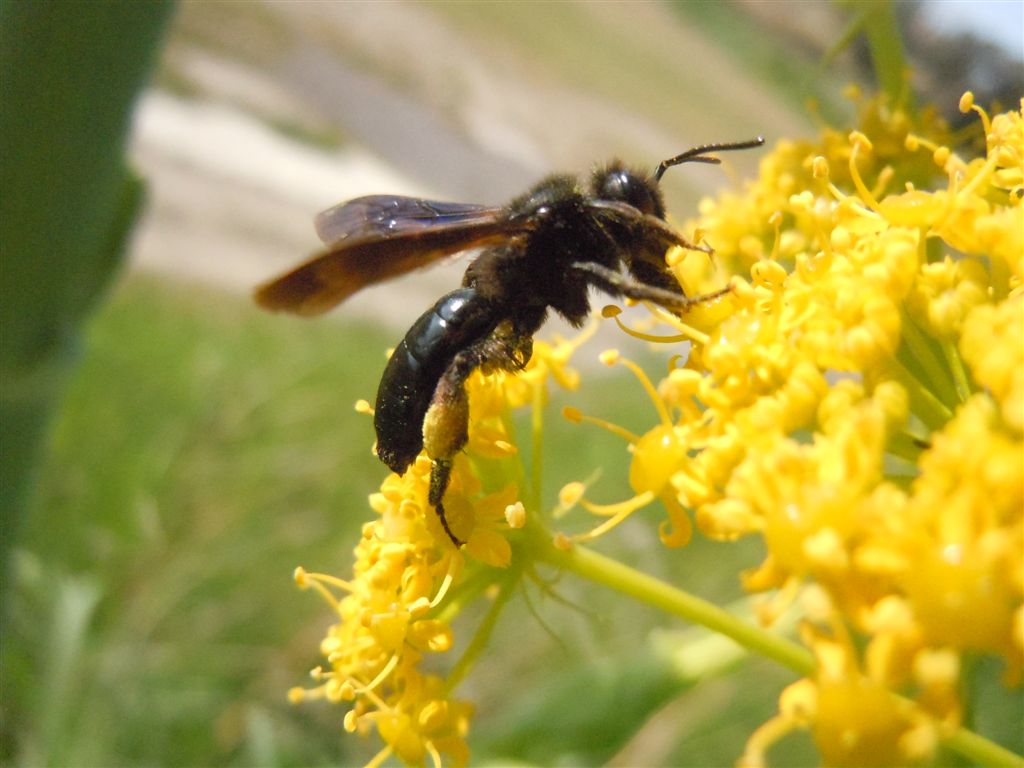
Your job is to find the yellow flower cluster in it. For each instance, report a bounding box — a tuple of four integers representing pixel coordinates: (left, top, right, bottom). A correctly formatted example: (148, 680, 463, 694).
(570, 93, 1021, 766)
(288, 337, 584, 767)
(291, 91, 1021, 767)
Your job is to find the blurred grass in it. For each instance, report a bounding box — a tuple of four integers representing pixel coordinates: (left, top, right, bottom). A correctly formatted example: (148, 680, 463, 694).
(666, 1, 851, 122)
(5, 276, 388, 766)
(435, 0, 838, 141)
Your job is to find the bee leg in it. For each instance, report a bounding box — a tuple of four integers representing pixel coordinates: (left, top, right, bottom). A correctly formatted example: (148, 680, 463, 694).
(422, 322, 537, 548)
(424, 358, 472, 547)
(569, 260, 731, 312)
(428, 458, 461, 547)
(423, 335, 493, 547)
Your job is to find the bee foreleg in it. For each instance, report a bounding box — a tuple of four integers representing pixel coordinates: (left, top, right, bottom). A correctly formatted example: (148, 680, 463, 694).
(570, 261, 731, 312)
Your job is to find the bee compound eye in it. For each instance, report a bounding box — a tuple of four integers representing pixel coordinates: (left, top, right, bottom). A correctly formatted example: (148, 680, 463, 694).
(599, 169, 658, 215)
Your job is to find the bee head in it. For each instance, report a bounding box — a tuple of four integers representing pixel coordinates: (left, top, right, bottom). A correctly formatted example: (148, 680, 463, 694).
(592, 163, 666, 219)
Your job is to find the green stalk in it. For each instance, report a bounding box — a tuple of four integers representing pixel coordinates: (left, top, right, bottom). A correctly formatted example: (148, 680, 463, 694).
(945, 728, 1024, 768)
(941, 339, 973, 403)
(538, 540, 815, 675)
(446, 563, 521, 691)
(0, 0, 176, 605)
(884, 357, 954, 431)
(529, 379, 545, 513)
(898, 310, 961, 409)
(539, 539, 1022, 767)
(855, 0, 915, 114)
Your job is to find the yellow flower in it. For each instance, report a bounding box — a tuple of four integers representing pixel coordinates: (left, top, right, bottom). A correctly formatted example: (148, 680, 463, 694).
(960, 298, 1024, 430)
(288, 453, 474, 765)
(715, 95, 1020, 764)
(742, 612, 938, 768)
(291, 331, 584, 765)
(897, 394, 1022, 654)
(566, 93, 1023, 765)
(291, 91, 1022, 767)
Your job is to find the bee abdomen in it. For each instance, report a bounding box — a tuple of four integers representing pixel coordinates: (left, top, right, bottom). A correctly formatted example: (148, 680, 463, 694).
(374, 288, 500, 475)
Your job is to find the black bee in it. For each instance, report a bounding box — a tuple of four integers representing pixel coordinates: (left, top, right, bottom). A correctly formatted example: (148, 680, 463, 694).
(255, 137, 764, 547)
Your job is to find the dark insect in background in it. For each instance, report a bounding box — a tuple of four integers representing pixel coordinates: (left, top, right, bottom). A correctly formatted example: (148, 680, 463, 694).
(255, 137, 764, 547)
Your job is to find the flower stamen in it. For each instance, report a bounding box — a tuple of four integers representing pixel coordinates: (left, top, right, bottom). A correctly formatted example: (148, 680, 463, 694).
(347, 653, 400, 695)
(294, 566, 353, 609)
(848, 130, 883, 211)
(959, 91, 992, 138)
(426, 740, 443, 768)
(601, 350, 673, 426)
(602, 304, 699, 343)
(365, 744, 394, 768)
(562, 406, 640, 443)
(567, 490, 657, 542)
(429, 561, 459, 609)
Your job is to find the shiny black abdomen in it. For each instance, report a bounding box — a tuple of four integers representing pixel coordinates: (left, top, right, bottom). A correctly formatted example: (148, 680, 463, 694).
(374, 288, 500, 474)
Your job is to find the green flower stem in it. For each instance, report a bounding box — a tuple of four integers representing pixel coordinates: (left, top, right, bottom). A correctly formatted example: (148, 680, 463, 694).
(887, 429, 926, 464)
(445, 561, 521, 692)
(434, 564, 505, 624)
(856, 0, 915, 114)
(529, 380, 545, 513)
(941, 339, 973, 403)
(898, 310, 960, 409)
(537, 540, 815, 676)
(946, 727, 1024, 768)
(536, 538, 1021, 768)
(884, 357, 953, 431)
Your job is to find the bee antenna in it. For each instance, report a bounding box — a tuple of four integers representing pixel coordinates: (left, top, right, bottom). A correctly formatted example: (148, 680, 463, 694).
(653, 136, 765, 182)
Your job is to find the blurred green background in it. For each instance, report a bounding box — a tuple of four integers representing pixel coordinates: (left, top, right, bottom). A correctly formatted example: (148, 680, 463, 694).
(2, 2, 1020, 765)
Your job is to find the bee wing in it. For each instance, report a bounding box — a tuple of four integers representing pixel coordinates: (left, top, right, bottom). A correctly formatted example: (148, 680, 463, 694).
(314, 195, 502, 245)
(255, 199, 524, 316)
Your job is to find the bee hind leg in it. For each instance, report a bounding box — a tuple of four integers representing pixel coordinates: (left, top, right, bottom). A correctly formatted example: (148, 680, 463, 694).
(423, 322, 536, 548)
(427, 458, 461, 547)
(423, 361, 471, 547)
